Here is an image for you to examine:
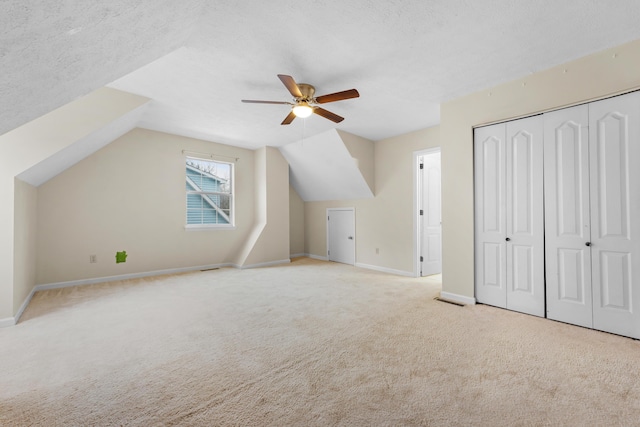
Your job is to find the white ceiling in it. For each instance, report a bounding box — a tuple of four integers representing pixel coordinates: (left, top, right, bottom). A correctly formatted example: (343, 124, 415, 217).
(4, 1, 640, 149)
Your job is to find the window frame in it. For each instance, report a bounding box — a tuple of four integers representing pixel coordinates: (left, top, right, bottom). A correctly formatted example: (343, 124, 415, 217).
(184, 156, 235, 230)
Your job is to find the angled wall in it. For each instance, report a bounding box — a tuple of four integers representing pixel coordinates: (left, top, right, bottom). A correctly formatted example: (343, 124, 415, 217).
(280, 129, 374, 202)
(304, 126, 439, 274)
(0, 88, 150, 322)
(238, 147, 290, 267)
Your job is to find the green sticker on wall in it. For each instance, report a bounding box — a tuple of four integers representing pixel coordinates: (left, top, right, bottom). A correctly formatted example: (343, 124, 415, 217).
(116, 251, 127, 263)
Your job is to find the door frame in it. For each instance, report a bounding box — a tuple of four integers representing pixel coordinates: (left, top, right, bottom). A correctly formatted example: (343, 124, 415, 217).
(326, 207, 356, 265)
(413, 147, 441, 278)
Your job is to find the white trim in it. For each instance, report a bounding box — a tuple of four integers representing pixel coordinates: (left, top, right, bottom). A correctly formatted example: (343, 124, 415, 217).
(0, 287, 38, 327)
(0, 317, 16, 328)
(413, 147, 441, 279)
(236, 259, 291, 269)
(184, 225, 236, 231)
(306, 253, 329, 261)
(186, 160, 234, 226)
(290, 253, 306, 258)
(33, 263, 232, 292)
(326, 207, 356, 266)
(14, 288, 36, 323)
(440, 291, 476, 306)
(355, 263, 414, 277)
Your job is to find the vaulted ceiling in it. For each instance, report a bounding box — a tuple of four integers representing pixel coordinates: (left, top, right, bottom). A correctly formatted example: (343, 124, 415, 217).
(4, 1, 640, 149)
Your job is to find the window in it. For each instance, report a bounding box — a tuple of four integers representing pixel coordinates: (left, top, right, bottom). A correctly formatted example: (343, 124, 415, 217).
(185, 157, 233, 227)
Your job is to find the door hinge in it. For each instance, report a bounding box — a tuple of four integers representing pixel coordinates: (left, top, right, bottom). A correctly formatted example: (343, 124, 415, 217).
(419, 163, 424, 169)
(328, 216, 330, 220)
(420, 256, 424, 262)
(328, 250, 330, 256)
(419, 209, 424, 216)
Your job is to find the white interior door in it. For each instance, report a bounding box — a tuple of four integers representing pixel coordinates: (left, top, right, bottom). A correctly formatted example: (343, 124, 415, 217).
(421, 151, 442, 276)
(505, 116, 545, 317)
(474, 123, 507, 309)
(544, 104, 593, 328)
(327, 209, 355, 265)
(589, 92, 640, 339)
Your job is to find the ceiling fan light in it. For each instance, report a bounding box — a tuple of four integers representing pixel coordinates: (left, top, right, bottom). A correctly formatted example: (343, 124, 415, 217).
(292, 103, 313, 118)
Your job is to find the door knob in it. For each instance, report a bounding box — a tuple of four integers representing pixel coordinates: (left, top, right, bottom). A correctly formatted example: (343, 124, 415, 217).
(585, 242, 591, 247)
(505, 237, 511, 242)
(348, 236, 354, 240)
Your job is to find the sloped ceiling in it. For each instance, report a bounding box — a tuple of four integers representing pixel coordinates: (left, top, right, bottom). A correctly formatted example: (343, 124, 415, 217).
(3, 1, 640, 148)
(279, 130, 374, 202)
(16, 102, 149, 186)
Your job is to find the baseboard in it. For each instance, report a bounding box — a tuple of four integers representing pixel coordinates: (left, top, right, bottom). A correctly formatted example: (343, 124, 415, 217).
(0, 287, 38, 328)
(439, 291, 476, 306)
(34, 263, 232, 293)
(14, 287, 37, 324)
(237, 259, 291, 269)
(355, 263, 414, 277)
(306, 253, 329, 261)
(290, 253, 306, 258)
(0, 317, 16, 328)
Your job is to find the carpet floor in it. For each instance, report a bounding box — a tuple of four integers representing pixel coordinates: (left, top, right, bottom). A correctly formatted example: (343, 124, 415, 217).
(2, 257, 640, 426)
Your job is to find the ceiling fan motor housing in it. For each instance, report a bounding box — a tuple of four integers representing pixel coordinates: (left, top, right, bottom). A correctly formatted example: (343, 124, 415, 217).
(296, 83, 316, 102)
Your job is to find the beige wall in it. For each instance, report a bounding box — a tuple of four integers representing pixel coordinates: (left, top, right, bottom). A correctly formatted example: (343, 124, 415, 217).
(0, 88, 148, 319)
(289, 185, 305, 256)
(13, 178, 37, 314)
(441, 38, 640, 299)
(241, 147, 290, 266)
(36, 128, 256, 284)
(0, 177, 14, 319)
(305, 126, 439, 274)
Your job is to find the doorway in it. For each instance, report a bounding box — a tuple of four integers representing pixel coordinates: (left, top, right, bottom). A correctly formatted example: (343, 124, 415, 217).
(415, 149, 442, 277)
(327, 208, 355, 265)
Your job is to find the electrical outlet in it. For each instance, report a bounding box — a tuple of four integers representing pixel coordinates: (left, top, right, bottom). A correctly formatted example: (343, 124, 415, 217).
(89, 255, 97, 263)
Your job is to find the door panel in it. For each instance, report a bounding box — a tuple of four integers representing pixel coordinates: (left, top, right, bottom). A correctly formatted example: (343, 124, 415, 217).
(557, 248, 587, 302)
(589, 92, 640, 338)
(475, 124, 507, 308)
(505, 116, 544, 317)
(482, 242, 503, 288)
(544, 104, 593, 328)
(599, 251, 631, 310)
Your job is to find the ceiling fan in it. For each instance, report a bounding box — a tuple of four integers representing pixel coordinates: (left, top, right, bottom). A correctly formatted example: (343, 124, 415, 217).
(242, 74, 359, 125)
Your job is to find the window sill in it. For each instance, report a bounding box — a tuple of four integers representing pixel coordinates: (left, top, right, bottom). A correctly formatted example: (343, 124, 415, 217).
(184, 225, 236, 231)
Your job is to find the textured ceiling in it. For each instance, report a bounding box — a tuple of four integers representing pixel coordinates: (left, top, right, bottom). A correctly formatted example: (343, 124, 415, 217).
(4, 1, 640, 148)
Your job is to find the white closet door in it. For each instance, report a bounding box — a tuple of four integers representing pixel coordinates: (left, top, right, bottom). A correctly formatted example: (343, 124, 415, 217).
(421, 152, 442, 276)
(589, 92, 640, 338)
(475, 123, 507, 308)
(544, 104, 592, 327)
(505, 116, 545, 317)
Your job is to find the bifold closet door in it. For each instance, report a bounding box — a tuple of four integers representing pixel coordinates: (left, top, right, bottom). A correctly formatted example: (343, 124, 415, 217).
(544, 104, 592, 328)
(475, 116, 544, 317)
(545, 91, 640, 338)
(475, 123, 507, 309)
(589, 92, 640, 338)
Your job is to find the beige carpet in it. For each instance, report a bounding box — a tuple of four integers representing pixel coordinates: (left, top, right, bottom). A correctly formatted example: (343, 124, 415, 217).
(2, 257, 640, 426)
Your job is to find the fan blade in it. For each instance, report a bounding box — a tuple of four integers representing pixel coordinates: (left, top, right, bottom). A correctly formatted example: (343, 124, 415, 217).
(242, 100, 290, 105)
(315, 89, 359, 104)
(281, 111, 296, 125)
(277, 74, 303, 98)
(313, 107, 344, 123)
